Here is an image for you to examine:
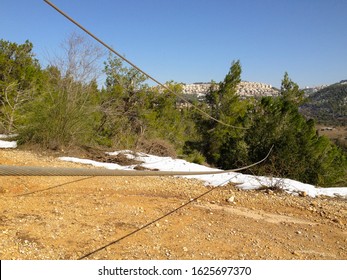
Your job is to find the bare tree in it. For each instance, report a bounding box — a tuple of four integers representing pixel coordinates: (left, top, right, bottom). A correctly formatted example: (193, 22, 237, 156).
(0, 82, 30, 133)
(50, 32, 105, 84)
(21, 33, 106, 148)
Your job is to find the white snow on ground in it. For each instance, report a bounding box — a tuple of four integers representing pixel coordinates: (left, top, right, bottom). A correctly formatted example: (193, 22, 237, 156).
(0, 134, 17, 148)
(1, 135, 345, 198)
(58, 157, 128, 170)
(0, 140, 17, 148)
(60, 150, 347, 199)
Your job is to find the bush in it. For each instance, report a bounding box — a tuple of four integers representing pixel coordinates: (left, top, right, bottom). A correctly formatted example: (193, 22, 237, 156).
(185, 150, 206, 165)
(137, 138, 177, 157)
(18, 71, 98, 149)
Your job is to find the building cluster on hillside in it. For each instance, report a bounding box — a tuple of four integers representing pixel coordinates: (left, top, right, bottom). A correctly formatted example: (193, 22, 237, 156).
(237, 81, 279, 97)
(181, 81, 279, 98)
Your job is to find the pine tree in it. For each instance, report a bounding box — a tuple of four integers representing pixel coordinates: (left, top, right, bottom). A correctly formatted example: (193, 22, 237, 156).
(197, 60, 249, 166)
(245, 73, 347, 186)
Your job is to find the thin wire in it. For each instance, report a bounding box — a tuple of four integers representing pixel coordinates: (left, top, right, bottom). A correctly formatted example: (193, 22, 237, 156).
(78, 175, 236, 260)
(13, 176, 94, 197)
(76, 147, 272, 258)
(0, 145, 273, 176)
(43, 0, 247, 130)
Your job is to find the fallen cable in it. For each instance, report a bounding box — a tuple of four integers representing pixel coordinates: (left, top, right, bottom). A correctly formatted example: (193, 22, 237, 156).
(77, 175, 236, 260)
(14, 177, 94, 197)
(5, 144, 272, 258)
(0, 145, 272, 176)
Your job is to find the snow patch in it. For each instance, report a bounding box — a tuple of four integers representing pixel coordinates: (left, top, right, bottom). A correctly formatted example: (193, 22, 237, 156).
(59, 157, 132, 170)
(0, 140, 17, 149)
(59, 151, 347, 199)
(0, 134, 18, 148)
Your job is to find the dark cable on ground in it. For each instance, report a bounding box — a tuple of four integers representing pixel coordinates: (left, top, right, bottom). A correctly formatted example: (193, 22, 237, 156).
(76, 146, 272, 259)
(0, 145, 273, 177)
(13, 176, 94, 197)
(77, 176, 235, 260)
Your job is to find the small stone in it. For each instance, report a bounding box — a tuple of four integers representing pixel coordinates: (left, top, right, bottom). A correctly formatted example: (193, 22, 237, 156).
(292, 251, 301, 257)
(155, 223, 160, 227)
(295, 230, 302, 235)
(332, 218, 343, 225)
(183, 247, 188, 252)
(227, 196, 235, 203)
(266, 189, 274, 195)
(299, 191, 307, 197)
(310, 201, 318, 207)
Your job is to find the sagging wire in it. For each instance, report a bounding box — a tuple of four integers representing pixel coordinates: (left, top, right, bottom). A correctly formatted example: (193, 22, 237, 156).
(13, 176, 94, 197)
(77, 175, 239, 260)
(0, 145, 273, 177)
(77, 147, 273, 259)
(43, 0, 248, 130)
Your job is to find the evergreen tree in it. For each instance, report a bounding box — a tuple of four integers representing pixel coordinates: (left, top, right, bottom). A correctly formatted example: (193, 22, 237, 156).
(0, 39, 42, 133)
(198, 60, 249, 166)
(98, 55, 149, 148)
(143, 82, 193, 153)
(245, 73, 346, 186)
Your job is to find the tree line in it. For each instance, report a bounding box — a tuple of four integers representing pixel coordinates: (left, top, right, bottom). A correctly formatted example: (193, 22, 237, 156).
(0, 35, 346, 187)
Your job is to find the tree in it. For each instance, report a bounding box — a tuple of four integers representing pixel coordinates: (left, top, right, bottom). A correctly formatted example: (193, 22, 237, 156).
(18, 34, 104, 148)
(280, 72, 305, 105)
(100, 55, 194, 153)
(0, 39, 42, 133)
(197, 60, 249, 166)
(245, 73, 346, 186)
(51, 32, 105, 83)
(96, 55, 149, 148)
(143, 82, 194, 152)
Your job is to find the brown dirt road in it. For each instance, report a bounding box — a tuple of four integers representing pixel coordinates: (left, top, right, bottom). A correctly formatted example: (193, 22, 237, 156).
(0, 149, 346, 260)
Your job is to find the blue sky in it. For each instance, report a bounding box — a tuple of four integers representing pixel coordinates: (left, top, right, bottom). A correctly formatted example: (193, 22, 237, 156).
(1, 0, 346, 88)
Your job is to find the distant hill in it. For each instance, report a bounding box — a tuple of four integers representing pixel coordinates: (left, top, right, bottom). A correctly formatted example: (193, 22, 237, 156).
(300, 80, 347, 125)
(180, 80, 347, 127)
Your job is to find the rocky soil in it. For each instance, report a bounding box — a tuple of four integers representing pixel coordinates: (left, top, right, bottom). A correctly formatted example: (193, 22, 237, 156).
(0, 149, 346, 260)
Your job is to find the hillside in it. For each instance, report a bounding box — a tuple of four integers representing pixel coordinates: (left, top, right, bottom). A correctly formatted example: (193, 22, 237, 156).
(181, 80, 347, 125)
(0, 149, 346, 260)
(300, 81, 347, 125)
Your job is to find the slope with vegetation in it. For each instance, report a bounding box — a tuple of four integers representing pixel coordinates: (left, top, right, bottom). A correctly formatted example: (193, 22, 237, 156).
(300, 81, 347, 126)
(0, 35, 346, 187)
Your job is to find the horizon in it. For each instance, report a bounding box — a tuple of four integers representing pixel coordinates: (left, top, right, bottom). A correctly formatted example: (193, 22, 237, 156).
(1, 0, 347, 88)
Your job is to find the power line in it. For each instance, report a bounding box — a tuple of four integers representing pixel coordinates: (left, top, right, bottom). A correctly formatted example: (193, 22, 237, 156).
(43, 0, 247, 130)
(13, 176, 94, 197)
(77, 176, 235, 260)
(0, 145, 273, 177)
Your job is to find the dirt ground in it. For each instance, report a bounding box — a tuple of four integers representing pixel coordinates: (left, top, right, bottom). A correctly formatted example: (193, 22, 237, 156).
(0, 148, 346, 260)
(317, 125, 347, 151)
